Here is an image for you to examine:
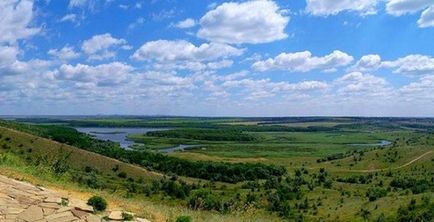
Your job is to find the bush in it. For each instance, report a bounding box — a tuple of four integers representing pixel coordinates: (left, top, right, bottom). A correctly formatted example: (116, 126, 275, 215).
(366, 187, 387, 201)
(122, 212, 134, 220)
(118, 172, 127, 178)
(87, 196, 107, 211)
(176, 215, 192, 222)
(188, 189, 223, 212)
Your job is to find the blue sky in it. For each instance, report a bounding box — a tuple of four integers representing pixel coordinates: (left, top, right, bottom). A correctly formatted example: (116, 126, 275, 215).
(1, 0, 434, 116)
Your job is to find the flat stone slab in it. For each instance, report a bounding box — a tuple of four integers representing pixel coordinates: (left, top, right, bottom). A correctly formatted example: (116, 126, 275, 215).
(17, 205, 44, 221)
(0, 175, 152, 222)
(108, 211, 123, 220)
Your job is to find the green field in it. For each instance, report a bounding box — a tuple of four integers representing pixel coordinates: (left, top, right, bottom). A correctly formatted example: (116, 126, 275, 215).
(1, 117, 433, 222)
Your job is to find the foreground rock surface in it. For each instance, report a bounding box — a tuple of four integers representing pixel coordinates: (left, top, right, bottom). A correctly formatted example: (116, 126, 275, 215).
(0, 175, 151, 222)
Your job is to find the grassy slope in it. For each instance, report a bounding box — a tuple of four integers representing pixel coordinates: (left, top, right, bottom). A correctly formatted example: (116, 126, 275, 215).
(0, 126, 280, 222)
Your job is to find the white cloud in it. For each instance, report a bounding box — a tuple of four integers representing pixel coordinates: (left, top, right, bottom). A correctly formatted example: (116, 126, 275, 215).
(60, 14, 77, 23)
(175, 18, 196, 29)
(252, 50, 353, 72)
(48, 46, 80, 61)
(335, 72, 391, 97)
(386, 0, 432, 16)
(68, 0, 95, 9)
(418, 6, 434, 28)
(386, 0, 434, 28)
(0, 45, 19, 68)
(399, 75, 434, 100)
(306, 0, 378, 16)
(57, 62, 134, 87)
(69, 0, 86, 8)
(207, 60, 233, 70)
(400, 75, 434, 93)
(382, 54, 434, 75)
(221, 77, 328, 101)
(0, 0, 40, 43)
(197, 0, 289, 44)
(128, 17, 145, 30)
(153, 60, 234, 72)
(349, 54, 382, 72)
(81, 33, 130, 60)
(0, 45, 52, 77)
(132, 40, 244, 62)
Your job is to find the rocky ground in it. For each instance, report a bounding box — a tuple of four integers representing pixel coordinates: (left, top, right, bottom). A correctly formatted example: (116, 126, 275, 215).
(0, 175, 150, 222)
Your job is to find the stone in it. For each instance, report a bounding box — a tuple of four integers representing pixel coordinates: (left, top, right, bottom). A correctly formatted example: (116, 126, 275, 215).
(42, 207, 56, 216)
(45, 211, 75, 221)
(108, 211, 123, 220)
(44, 197, 62, 204)
(39, 202, 61, 209)
(71, 208, 90, 219)
(85, 214, 102, 222)
(75, 205, 94, 213)
(17, 205, 44, 221)
(4, 207, 24, 214)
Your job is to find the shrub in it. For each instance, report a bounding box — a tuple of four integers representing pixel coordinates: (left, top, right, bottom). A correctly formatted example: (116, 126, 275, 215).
(117, 171, 127, 178)
(122, 212, 134, 220)
(176, 215, 192, 222)
(87, 196, 107, 211)
(366, 187, 387, 201)
(188, 189, 223, 212)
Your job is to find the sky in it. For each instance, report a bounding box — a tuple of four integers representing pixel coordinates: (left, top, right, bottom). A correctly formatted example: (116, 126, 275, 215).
(1, 0, 434, 117)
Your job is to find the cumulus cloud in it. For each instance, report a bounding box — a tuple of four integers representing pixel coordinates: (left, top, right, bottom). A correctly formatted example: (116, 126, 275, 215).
(132, 40, 244, 62)
(81, 33, 130, 60)
(175, 18, 196, 29)
(382, 54, 434, 75)
(349, 54, 382, 72)
(252, 50, 353, 73)
(221, 77, 328, 101)
(48, 46, 80, 61)
(386, 0, 434, 28)
(197, 0, 289, 44)
(57, 62, 134, 87)
(0, 0, 40, 43)
(0, 45, 52, 77)
(335, 72, 391, 97)
(400, 75, 434, 100)
(0, 45, 19, 68)
(132, 40, 244, 71)
(306, 0, 378, 16)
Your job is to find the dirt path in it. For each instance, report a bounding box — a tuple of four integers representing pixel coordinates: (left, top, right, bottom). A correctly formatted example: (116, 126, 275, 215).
(343, 150, 433, 173)
(0, 175, 151, 222)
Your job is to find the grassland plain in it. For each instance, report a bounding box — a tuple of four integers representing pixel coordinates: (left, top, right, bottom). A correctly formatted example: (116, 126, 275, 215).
(1, 117, 433, 222)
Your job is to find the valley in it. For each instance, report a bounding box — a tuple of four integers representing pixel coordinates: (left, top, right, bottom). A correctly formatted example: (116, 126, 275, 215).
(0, 117, 433, 221)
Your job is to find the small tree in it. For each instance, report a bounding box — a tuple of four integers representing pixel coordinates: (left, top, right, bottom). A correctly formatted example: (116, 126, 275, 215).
(87, 196, 107, 211)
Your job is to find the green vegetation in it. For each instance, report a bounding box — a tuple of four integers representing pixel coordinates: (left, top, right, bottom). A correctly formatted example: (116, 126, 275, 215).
(176, 215, 192, 222)
(1, 116, 434, 221)
(0, 120, 285, 183)
(146, 128, 256, 141)
(87, 196, 108, 211)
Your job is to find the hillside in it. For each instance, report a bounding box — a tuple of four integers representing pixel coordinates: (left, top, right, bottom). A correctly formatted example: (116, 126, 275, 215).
(0, 125, 280, 222)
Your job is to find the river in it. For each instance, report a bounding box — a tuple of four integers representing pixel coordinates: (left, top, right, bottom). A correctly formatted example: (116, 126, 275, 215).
(74, 127, 200, 152)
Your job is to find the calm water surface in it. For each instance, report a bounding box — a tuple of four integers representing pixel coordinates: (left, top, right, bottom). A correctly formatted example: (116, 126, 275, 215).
(74, 127, 199, 152)
(74, 127, 165, 149)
